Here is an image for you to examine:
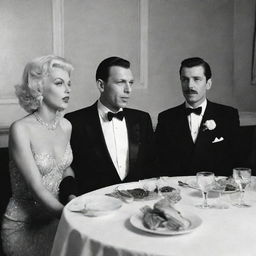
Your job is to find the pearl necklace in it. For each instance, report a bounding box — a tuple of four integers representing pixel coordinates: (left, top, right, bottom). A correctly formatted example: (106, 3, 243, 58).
(33, 112, 59, 130)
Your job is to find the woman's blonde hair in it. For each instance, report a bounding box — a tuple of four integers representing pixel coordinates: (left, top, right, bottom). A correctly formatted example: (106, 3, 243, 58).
(15, 55, 74, 113)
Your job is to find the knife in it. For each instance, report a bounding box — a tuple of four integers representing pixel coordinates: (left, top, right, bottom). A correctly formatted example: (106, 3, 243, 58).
(178, 181, 200, 190)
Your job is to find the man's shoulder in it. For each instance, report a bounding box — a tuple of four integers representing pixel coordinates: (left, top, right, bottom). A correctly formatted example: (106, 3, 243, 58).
(124, 107, 150, 118)
(208, 101, 238, 115)
(124, 107, 149, 115)
(158, 103, 184, 118)
(65, 104, 96, 120)
(124, 108, 152, 127)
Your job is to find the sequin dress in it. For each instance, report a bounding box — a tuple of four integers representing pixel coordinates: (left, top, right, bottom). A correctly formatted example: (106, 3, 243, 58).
(1, 142, 73, 256)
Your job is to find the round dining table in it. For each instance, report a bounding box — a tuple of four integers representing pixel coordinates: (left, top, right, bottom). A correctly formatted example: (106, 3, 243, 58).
(51, 176, 256, 256)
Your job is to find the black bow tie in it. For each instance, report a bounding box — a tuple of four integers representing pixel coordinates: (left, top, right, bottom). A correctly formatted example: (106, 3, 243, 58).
(185, 107, 202, 115)
(107, 111, 124, 121)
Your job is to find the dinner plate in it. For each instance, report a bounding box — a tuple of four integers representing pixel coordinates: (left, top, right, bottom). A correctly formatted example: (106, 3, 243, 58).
(67, 195, 122, 216)
(67, 199, 85, 212)
(116, 182, 159, 201)
(130, 211, 202, 235)
(211, 187, 239, 194)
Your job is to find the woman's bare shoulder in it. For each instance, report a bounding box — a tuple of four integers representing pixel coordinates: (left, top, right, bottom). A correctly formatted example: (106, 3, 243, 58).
(60, 117, 72, 132)
(10, 115, 33, 132)
(9, 115, 35, 146)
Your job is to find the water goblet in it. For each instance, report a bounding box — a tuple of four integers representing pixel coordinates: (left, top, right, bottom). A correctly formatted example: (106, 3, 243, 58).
(196, 171, 215, 209)
(233, 167, 251, 207)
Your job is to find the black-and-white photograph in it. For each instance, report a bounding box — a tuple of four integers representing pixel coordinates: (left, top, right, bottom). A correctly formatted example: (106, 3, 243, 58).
(0, 1, 256, 255)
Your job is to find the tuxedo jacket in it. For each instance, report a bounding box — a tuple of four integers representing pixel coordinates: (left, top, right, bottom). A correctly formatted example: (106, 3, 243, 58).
(65, 102, 154, 195)
(154, 101, 240, 177)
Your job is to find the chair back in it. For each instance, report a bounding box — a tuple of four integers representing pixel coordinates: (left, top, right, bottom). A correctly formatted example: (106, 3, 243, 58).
(0, 148, 11, 216)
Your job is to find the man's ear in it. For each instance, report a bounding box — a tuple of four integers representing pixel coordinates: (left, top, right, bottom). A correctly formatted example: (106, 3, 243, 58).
(206, 78, 212, 90)
(96, 79, 104, 92)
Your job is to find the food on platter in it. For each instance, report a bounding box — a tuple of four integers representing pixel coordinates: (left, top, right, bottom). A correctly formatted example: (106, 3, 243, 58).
(141, 197, 190, 231)
(215, 177, 238, 192)
(159, 186, 176, 193)
(119, 186, 180, 201)
(180, 177, 238, 193)
(113, 182, 153, 201)
(224, 184, 237, 191)
(154, 198, 190, 230)
(141, 206, 166, 230)
(160, 189, 182, 204)
(114, 180, 180, 201)
(116, 187, 150, 200)
(126, 188, 150, 199)
(156, 177, 177, 193)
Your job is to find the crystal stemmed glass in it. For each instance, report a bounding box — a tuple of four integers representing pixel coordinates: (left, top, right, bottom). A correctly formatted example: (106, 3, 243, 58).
(196, 172, 215, 209)
(233, 167, 251, 207)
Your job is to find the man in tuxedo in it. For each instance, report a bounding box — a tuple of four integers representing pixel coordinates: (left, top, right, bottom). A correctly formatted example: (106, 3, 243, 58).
(155, 57, 240, 177)
(60, 56, 154, 199)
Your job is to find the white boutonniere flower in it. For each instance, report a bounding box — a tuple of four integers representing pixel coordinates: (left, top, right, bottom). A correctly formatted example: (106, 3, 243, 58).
(203, 120, 216, 131)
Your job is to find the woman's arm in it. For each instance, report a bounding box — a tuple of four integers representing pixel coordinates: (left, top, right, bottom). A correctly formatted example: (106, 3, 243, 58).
(59, 118, 78, 204)
(61, 166, 77, 202)
(63, 166, 75, 178)
(9, 121, 64, 218)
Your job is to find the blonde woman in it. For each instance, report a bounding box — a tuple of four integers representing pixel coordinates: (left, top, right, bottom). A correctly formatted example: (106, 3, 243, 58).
(1, 55, 76, 256)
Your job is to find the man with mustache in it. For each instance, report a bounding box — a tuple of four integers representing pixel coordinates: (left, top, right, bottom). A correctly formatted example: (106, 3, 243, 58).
(155, 57, 240, 177)
(59, 56, 154, 202)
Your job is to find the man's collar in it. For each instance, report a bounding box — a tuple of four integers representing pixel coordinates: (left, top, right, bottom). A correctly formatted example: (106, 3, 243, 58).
(97, 100, 123, 121)
(185, 99, 207, 116)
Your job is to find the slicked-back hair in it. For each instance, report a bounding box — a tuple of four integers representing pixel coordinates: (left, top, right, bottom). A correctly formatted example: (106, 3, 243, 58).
(179, 57, 212, 81)
(95, 56, 130, 82)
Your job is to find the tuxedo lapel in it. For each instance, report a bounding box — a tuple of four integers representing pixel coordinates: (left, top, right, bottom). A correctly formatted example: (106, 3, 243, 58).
(124, 110, 140, 168)
(85, 103, 117, 171)
(195, 101, 216, 147)
(178, 104, 194, 147)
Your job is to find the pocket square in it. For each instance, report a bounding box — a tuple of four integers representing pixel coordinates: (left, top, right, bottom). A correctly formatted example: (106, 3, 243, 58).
(212, 137, 224, 143)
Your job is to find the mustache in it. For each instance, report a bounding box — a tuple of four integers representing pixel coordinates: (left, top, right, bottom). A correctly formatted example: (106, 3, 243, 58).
(184, 89, 198, 94)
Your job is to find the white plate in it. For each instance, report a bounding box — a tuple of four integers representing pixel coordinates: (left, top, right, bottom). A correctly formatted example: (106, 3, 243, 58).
(211, 188, 239, 194)
(67, 195, 122, 216)
(116, 182, 158, 201)
(67, 199, 85, 212)
(130, 211, 202, 235)
(117, 182, 144, 190)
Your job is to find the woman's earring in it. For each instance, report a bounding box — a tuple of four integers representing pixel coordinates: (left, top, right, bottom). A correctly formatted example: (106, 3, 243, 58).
(37, 95, 43, 105)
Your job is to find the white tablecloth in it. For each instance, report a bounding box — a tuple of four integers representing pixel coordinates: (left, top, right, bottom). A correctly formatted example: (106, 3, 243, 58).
(51, 176, 256, 256)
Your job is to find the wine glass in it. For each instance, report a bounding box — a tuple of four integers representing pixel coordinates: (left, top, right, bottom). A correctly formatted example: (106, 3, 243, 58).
(196, 171, 215, 208)
(233, 167, 251, 207)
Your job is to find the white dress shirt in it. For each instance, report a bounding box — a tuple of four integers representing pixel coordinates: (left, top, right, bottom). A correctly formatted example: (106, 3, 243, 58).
(186, 100, 207, 143)
(97, 100, 129, 180)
